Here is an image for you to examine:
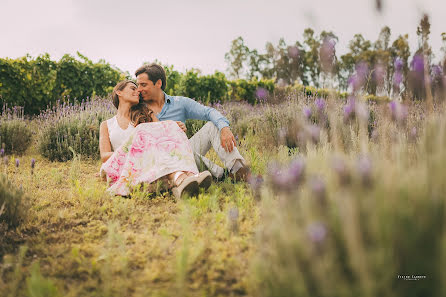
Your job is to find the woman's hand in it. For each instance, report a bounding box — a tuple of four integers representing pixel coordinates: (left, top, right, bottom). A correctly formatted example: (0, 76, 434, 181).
(176, 121, 187, 133)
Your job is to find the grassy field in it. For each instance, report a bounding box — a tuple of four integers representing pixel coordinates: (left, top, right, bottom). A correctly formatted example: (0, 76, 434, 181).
(1, 92, 446, 297)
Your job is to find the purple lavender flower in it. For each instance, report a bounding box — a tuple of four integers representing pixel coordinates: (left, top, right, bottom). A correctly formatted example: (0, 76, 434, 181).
(411, 54, 424, 75)
(307, 222, 327, 244)
(248, 174, 264, 199)
(431, 65, 444, 82)
(0, 148, 4, 157)
(343, 96, 356, 122)
(15, 158, 19, 168)
(31, 158, 36, 169)
(268, 158, 306, 192)
(394, 57, 404, 72)
(303, 106, 312, 119)
(393, 71, 403, 88)
(314, 98, 326, 112)
(255, 87, 268, 102)
(288, 158, 305, 183)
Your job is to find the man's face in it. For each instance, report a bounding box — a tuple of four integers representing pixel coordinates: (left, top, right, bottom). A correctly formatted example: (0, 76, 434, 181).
(137, 73, 157, 101)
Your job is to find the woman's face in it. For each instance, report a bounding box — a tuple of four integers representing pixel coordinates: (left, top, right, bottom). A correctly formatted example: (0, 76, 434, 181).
(119, 83, 139, 105)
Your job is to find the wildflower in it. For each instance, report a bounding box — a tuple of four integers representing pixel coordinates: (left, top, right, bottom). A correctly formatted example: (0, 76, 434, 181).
(343, 96, 356, 122)
(314, 98, 326, 112)
(303, 106, 312, 119)
(15, 159, 19, 168)
(394, 57, 404, 72)
(30, 158, 36, 175)
(357, 155, 372, 187)
(432, 65, 443, 78)
(307, 222, 327, 244)
(268, 158, 305, 192)
(255, 87, 268, 102)
(411, 54, 424, 75)
(0, 148, 4, 157)
(393, 71, 403, 90)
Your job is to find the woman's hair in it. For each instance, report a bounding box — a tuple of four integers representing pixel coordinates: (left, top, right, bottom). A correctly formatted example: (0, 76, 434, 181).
(130, 103, 155, 125)
(111, 80, 137, 109)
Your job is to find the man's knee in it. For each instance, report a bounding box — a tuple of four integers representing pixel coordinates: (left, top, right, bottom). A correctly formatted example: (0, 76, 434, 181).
(200, 122, 218, 136)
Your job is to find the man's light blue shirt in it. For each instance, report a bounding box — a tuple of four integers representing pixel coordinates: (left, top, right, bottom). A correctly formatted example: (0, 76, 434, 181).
(156, 92, 230, 131)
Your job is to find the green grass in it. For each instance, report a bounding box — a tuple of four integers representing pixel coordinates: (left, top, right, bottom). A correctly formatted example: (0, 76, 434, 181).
(1, 94, 446, 296)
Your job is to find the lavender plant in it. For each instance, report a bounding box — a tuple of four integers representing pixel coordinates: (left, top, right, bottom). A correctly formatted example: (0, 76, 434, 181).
(0, 106, 32, 155)
(37, 97, 115, 161)
(0, 174, 29, 229)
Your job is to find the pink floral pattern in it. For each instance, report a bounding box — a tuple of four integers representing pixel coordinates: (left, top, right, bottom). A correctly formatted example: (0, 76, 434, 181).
(100, 120, 198, 196)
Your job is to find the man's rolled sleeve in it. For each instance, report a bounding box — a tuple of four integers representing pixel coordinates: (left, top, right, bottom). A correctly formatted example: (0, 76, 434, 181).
(183, 97, 230, 131)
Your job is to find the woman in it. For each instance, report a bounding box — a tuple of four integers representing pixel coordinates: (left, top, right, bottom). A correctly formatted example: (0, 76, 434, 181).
(99, 80, 212, 198)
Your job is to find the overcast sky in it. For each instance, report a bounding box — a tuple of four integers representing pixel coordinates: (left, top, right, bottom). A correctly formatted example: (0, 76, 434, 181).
(1, 0, 445, 76)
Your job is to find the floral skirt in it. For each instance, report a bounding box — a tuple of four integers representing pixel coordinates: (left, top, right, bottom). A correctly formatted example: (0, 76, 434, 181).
(100, 120, 198, 196)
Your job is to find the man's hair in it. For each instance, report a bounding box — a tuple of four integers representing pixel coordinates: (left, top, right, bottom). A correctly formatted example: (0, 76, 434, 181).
(111, 80, 136, 109)
(135, 63, 166, 91)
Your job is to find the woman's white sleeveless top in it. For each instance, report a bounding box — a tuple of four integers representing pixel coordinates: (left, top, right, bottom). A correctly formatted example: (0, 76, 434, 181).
(107, 116, 135, 151)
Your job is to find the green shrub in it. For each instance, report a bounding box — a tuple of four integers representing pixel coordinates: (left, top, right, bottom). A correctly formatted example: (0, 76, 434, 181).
(185, 119, 207, 139)
(0, 53, 123, 115)
(37, 98, 115, 162)
(228, 78, 275, 104)
(0, 107, 32, 155)
(0, 174, 28, 229)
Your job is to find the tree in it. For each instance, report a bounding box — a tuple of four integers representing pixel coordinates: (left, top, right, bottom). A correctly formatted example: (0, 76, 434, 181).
(224, 37, 250, 79)
(303, 28, 321, 87)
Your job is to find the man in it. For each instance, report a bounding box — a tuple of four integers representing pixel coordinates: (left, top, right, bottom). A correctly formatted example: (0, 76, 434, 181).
(135, 63, 250, 181)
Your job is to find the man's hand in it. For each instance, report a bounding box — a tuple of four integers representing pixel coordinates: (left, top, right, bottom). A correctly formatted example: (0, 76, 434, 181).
(176, 121, 187, 133)
(220, 126, 236, 152)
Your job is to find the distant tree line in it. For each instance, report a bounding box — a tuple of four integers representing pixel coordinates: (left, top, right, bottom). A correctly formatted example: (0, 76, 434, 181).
(224, 14, 446, 99)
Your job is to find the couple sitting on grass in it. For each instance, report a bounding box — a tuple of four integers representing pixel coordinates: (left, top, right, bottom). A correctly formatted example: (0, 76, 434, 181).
(99, 63, 250, 198)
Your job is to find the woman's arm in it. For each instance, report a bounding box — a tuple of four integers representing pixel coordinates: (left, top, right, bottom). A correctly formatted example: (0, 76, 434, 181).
(99, 121, 113, 163)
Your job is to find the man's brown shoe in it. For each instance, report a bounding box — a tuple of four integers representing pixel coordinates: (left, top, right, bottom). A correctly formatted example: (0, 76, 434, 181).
(229, 165, 251, 182)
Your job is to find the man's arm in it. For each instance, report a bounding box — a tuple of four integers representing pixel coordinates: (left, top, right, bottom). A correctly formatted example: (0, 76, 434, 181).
(182, 97, 230, 131)
(182, 97, 236, 152)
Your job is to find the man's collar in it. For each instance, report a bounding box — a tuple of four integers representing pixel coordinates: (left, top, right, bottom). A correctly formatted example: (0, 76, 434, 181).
(163, 92, 172, 104)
